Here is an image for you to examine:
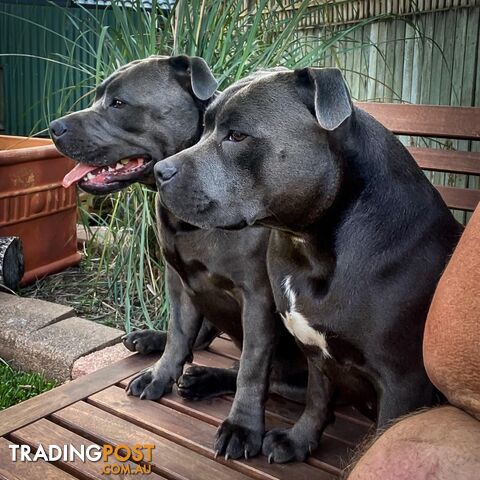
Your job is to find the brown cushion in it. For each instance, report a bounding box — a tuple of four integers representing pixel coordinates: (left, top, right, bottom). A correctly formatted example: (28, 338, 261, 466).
(347, 406, 480, 480)
(423, 206, 480, 420)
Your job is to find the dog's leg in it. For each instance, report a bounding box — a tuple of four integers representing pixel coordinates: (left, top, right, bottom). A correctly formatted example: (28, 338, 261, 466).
(122, 319, 219, 355)
(213, 287, 276, 460)
(194, 320, 221, 349)
(177, 364, 238, 401)
(269, 372, 308, 403)
(376, 375, 436, 430)
(262, 358, 333, 463)
(125, 267, 203, 400)
(269, 329, 309, 403)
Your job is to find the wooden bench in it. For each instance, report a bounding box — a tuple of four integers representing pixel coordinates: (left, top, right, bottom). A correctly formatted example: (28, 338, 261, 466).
(358, 103, 480, 217)
(0, 337, 372, 480)
(0, 103, 478, 480)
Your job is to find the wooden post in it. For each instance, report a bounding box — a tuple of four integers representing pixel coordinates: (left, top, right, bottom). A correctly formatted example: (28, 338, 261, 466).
(0, 236, 24, 290)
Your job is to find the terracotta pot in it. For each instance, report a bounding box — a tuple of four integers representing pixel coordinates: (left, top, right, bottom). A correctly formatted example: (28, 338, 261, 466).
(0, 135, 81, 285)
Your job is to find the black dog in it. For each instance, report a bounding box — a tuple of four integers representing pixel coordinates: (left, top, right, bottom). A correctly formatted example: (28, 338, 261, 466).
(50, 57, 307, 460)
(154, 67, 463, 463)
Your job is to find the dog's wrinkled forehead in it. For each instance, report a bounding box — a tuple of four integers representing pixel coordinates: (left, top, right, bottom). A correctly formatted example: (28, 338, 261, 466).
(94, 57, 171, 103)
(205, 71, 304, 133)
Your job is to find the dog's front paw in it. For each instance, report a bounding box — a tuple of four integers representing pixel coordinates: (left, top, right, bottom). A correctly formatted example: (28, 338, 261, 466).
(177, 365, 236, 401)
(214, 419, 263, 460)
(122, 330, 167, 354)
(262, 427, 317, 463)
(125, 368, 173, 400)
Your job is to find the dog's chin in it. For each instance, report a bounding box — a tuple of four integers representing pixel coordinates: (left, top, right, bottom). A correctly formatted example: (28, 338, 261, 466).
(159, 186, 259, 230)
(218, 211, 268, 230)
(218, 219, 250, 230)
(78, 180, 131, 195)
(179, 212, 256, 231)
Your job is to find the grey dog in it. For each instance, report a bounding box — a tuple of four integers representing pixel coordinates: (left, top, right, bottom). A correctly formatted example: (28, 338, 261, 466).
(50, 56, 308, 460)
(154, 68, 462, 462)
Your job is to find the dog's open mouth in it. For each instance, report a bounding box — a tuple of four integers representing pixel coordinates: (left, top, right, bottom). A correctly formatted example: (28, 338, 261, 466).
(62, 156, 153, 193)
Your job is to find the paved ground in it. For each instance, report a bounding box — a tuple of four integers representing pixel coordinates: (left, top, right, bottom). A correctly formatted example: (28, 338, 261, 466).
(0, 292, 128, 381)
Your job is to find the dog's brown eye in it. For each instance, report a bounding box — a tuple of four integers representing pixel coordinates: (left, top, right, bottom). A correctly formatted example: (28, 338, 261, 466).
(227, 130, 247, 142)
(111, 98, 126, 109)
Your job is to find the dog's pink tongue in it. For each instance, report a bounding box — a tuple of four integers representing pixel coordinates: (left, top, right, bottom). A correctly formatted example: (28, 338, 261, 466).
(62, 163, 98, 188)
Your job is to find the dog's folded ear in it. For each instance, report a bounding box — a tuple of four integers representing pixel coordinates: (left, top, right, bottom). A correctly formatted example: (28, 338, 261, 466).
(169, 55, 218, 101)
(296, 67, 352, 131)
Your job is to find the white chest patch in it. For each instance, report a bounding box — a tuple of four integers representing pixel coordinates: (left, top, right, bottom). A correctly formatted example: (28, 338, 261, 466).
(281, 276, 331, 358)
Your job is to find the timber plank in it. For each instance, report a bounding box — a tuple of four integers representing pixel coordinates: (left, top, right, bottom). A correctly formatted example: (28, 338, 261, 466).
(436, 185, 480, 211)
(88, 386, 339, 479)
(262, 396, 372, 445)
(265, 394, 371, 429)
(208, 337, 241, 361)
(116, 377, 370, 448)
(356, 102, 480, 139)
(118, 379, 239, 427)
(0, 353, 158, 437)
(51, 401, 261, 480)
(0, 437, 75, 480)
(10, 418, 163, 480)
(408, 147, 480, 175)
(193, 349, 236, 369)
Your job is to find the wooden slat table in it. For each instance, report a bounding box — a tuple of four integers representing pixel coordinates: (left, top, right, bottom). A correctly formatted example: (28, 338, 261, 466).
(0, 337, 373, 479)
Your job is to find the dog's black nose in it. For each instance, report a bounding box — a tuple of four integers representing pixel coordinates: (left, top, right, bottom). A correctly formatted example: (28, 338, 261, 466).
(49, 119, 68, 138)
(155, 162, 178, 182)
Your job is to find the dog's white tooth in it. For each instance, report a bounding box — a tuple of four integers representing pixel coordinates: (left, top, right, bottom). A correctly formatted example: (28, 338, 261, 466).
(108, 166, 114, 172)
(115, 163, 123, 170)
(87, 172, 95, 180)
(120, 158, 129, 165)
(83, 176, 88, 181)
